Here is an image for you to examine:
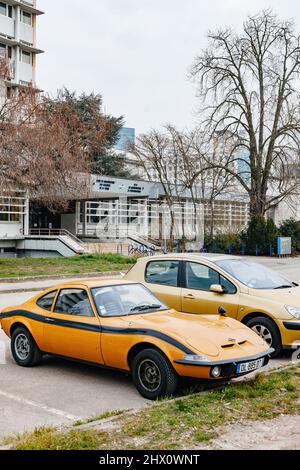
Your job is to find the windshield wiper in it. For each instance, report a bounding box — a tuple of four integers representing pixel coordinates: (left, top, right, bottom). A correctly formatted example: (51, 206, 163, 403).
(274, 285, 293, 290)
(130, 304, 162, 313)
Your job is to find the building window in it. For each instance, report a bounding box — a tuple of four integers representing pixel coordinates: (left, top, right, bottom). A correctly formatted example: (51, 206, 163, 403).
(0, 2, 7, 16)
(0, 43, 6, 58)
(20, 50, 31, 65)
(21, 10, 32, 26)
(0, 43, 12, 59)
(0, 2, 12, 17)
(0, 197, 24, 223)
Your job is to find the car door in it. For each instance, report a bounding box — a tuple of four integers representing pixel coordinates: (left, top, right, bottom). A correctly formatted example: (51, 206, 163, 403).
(45, 286, 103, 364)
(143, 259, 182, 311)
(33, 290, 58, 352)
(181, 261, 240, 318)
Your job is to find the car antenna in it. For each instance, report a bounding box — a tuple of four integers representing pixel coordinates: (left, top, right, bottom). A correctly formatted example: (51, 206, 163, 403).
(218, 306, 227, 317)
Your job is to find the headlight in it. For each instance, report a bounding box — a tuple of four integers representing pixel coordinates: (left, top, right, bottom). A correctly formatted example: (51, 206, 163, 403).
(183, 354, 209, 362)
(285, 305, 300, 320)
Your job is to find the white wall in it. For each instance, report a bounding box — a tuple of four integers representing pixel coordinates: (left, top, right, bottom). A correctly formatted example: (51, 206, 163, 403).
(19, 61, 33, 82)
(274, 196, 300, 226)
(0, 15, 15, 37)
(0, 222, 23, 239)
(19, 23, 33, 44)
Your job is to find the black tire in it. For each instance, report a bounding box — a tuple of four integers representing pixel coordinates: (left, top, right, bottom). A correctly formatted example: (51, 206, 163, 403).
(246, 316, 282, 358)
(11, 327, 42, 367)
(132, 348, 178, 400)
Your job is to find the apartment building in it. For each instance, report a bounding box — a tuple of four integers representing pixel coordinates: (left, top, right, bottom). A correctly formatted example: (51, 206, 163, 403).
(0, 0, 43, 97)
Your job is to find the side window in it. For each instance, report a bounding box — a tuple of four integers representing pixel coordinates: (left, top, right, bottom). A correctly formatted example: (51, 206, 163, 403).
(54, 289, 94, 317)
(186, 262, 237, 294)
(145, 261, 179, 287)
(220, 275, 237, 294)
(36, 291, 57, 312)
(186, 262, 219, 291)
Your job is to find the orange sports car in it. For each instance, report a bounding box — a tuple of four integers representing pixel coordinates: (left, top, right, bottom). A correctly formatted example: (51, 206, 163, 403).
(0, 280, 272, 399)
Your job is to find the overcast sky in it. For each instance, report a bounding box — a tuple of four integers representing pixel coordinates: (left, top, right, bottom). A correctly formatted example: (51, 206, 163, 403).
(37, 0, 300, 134)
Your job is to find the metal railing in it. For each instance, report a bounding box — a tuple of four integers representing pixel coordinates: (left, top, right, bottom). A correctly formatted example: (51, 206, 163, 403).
(28, 228, 86, 247)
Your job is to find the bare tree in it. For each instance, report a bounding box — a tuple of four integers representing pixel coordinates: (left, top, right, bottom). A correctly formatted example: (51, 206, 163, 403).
(0, 89, 91, 209)
(191, 131, 236, 236)
(132, 129, 183, 245)
(190, 10, 300, 216)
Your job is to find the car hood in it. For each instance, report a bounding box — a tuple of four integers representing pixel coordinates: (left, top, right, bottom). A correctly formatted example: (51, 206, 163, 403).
(249, 285, 300, 305)
(126, 310, 267, 357)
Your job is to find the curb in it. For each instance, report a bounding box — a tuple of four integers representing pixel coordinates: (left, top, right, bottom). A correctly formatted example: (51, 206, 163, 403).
(0, 272, 126, 295)
(0, 271, 126, 284)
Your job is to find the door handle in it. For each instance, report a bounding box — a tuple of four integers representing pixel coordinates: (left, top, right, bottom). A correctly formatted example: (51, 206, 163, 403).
(183, 294, 196, 300)
(45, 317, 55, 323)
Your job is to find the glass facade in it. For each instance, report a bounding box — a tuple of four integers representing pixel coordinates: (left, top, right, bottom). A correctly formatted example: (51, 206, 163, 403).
(115, 127, 135, 151)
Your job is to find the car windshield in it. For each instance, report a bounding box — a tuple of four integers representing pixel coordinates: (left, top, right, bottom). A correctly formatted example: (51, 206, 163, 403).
(214, 259, 294, 290)
(91, 283, 167, 317)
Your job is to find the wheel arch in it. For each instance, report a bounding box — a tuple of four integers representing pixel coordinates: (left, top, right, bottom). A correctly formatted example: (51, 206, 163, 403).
(10, 321, 35, 340)
(241, 312, 282, 341)
(127, 342, 171, 370)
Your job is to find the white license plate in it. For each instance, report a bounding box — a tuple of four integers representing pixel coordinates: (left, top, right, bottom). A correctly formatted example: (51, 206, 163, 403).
(236, 358, 265, 374)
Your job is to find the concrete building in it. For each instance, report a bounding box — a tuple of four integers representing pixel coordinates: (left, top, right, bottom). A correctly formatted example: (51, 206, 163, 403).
(0, 175, 204, 258)
(0, 0, 43, 97)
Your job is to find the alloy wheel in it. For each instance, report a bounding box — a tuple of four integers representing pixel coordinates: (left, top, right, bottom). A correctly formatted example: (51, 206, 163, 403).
(14, 333, 30, 361)
(138, 359, 162, 392)
(251, 324, 273, 346)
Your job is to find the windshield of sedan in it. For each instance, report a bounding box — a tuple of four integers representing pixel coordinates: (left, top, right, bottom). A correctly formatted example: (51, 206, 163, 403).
(214, 259, 294, 290)
(91, 284, 167, 317)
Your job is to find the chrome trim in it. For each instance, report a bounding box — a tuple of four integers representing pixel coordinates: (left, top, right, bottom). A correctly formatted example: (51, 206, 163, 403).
(174, 348, 274, 366)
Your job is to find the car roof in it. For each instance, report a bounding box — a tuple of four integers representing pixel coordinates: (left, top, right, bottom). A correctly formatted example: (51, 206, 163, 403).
(50, 279, 137, 290)
(139, 253, 242, 264)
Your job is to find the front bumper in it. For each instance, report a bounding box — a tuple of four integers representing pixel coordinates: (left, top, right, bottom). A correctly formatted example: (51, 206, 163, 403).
(174, 348, 274, 379)
(279, 321, 300, 348)
(283, 321, 300, 331)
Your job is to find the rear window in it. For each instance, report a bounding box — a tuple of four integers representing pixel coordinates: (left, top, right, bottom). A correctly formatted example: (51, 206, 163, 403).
(145, 260, 179, 287)
(36, 291, 57, 312)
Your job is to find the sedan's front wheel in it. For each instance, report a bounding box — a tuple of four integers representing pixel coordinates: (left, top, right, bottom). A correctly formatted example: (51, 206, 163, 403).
(11, 327, 42, 367)
(132, 349, 178, 400)
(246, 316, 281, 358)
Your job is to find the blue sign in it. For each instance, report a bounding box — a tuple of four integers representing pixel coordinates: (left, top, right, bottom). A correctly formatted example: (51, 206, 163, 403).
(277, 237, 292, 256)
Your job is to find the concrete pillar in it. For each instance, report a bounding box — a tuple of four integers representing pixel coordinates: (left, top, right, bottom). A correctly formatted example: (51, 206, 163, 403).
(23, 196, 29, 236)
(82, 201, 87, 237)
(14, 6, 20, 85)
(119, 196, 128, 238)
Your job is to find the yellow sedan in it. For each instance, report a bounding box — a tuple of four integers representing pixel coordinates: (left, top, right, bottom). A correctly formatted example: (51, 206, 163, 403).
(0, 279, 271, 400)
(124, 254, 300, 357)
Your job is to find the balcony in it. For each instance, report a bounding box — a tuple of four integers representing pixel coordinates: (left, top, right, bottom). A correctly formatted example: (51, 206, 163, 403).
(4, 1, 44, 16)
(0, 15, 15, 39)
(19, 60, 33, 83)
(19, 22, 33, 45)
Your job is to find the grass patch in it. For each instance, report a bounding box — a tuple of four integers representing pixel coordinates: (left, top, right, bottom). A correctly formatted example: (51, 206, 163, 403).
(0, 254, 136, 279)
(73, 410, 125, 427)
(5, 366, 300, 450)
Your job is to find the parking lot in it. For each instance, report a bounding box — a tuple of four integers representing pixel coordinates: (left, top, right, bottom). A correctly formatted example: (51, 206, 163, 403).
(0, 256, 299, 441)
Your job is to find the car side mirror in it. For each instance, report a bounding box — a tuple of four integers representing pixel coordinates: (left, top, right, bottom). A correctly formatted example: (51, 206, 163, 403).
(210, 284, 225, 294)
(218, 306, 227, 317)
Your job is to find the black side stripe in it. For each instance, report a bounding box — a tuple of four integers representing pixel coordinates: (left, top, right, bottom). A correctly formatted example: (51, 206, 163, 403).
(0, 310, 194, 355)
(101, 326, 193, 354)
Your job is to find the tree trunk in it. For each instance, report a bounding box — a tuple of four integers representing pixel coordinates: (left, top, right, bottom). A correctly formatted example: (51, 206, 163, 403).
(249, 188, 267, 217)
